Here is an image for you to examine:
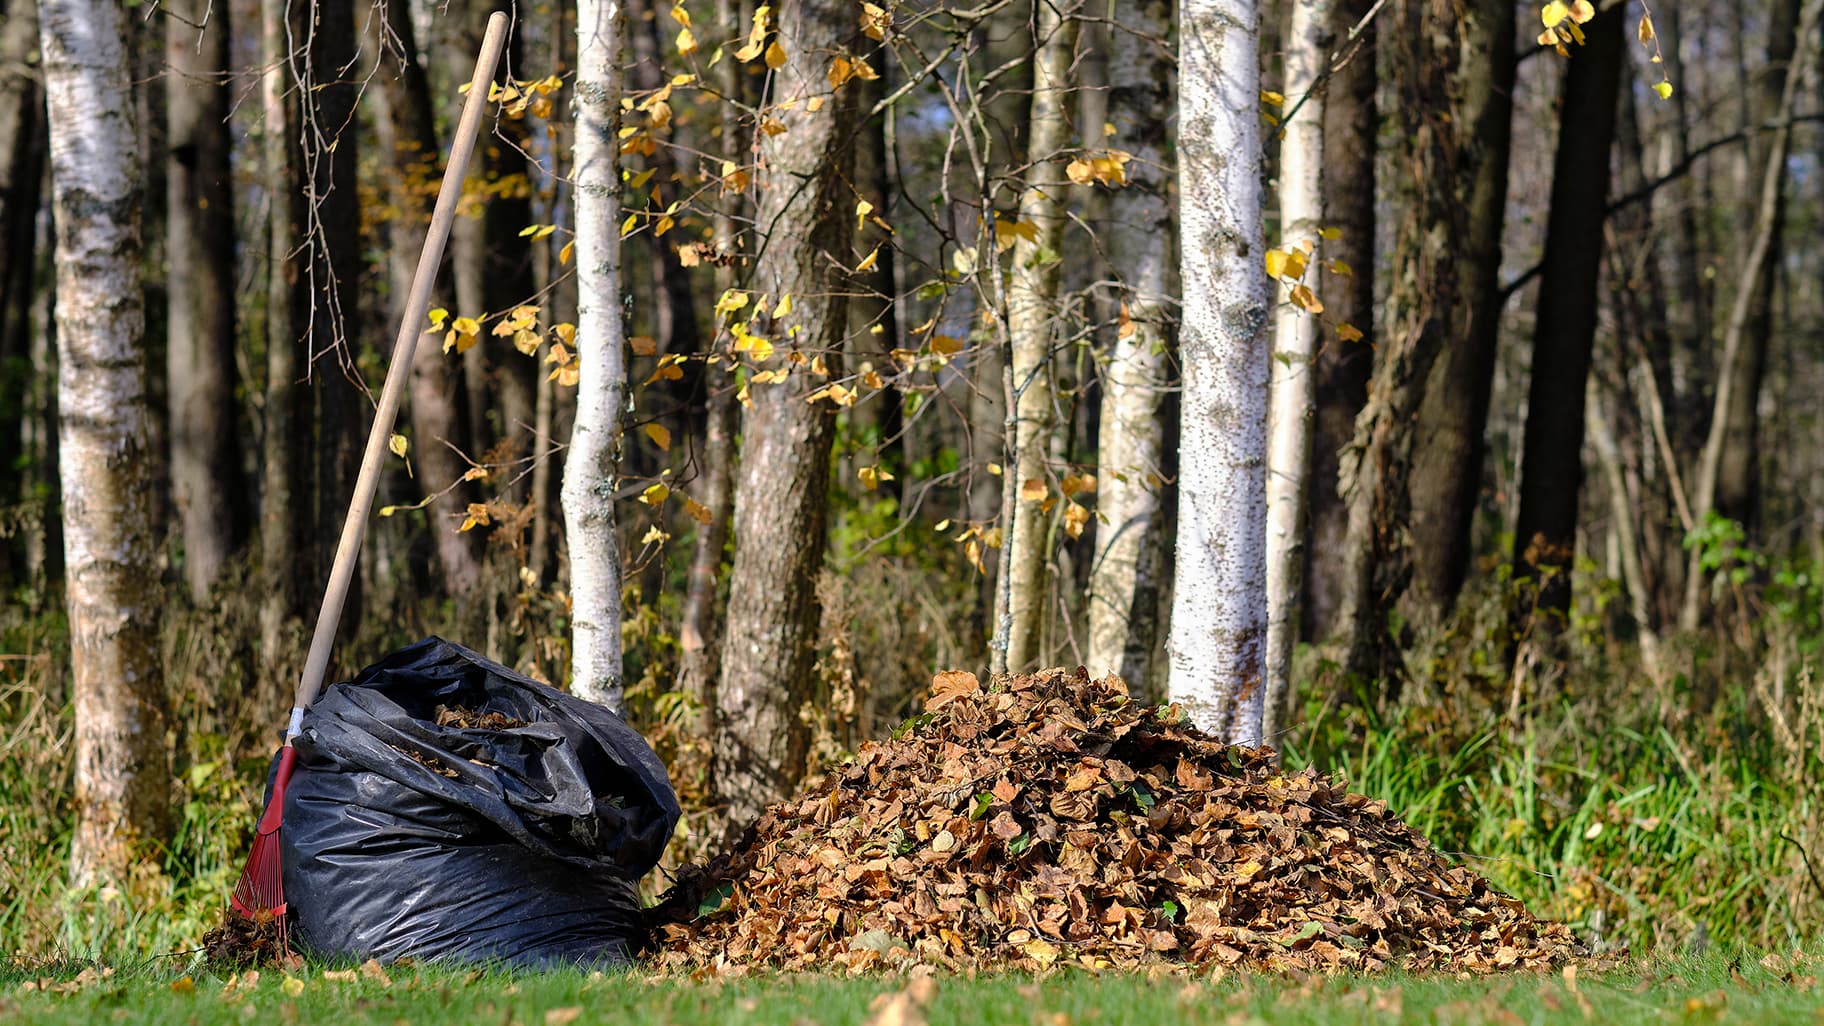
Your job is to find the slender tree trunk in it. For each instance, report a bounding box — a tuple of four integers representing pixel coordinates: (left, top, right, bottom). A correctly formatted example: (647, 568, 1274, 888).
(1588, 370, 1662, 677)
(1169, 0, 1270, 745)
(258, 0, 311, 700)
(1303, 0, 1373, 643)
(39, 0, 171, 885)
(1712, 0, 1803, 532)
(1002, 4, 1079, 672)
(0, 0, 45, 579)
(1681, 0, 1823, 630)
(1086, 0, 1173, 687)
(373, 0, 483, 596)
(164, 0, 247, 602)
(566, 0, 630, 711)
(676, 0, 749, 729)
(23, 235, 61, 600)
(1656, 1, 1710, 455)
(1263, 0, 1329, 742)
(714, 0, 859, 825)
(1399, 0, 1514, 620)
(301, 0, 362, 618)
(628, 0, 704, 364)
(530, 0, 576, 585)
(1509, 4, 1625, 630)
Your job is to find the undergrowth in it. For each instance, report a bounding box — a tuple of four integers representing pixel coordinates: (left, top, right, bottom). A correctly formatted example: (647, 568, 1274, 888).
(2, 547, 1820, 964)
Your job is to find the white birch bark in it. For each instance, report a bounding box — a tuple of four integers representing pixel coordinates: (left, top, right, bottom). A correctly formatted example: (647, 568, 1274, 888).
(1168, 0, 1270, 745)
(1002, 4, 1079, 671)
(1263, 0, 1328, 744)
(40, 0, 171, 883)
(565, 0, 628, 712)
(1086, 0, 1174, 687)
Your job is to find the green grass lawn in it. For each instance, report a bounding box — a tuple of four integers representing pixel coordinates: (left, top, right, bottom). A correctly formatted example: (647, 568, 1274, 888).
(4, 953, 1821, 1025)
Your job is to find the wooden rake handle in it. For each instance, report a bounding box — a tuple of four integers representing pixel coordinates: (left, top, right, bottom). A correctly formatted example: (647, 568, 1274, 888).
(286, 12, 511, 737)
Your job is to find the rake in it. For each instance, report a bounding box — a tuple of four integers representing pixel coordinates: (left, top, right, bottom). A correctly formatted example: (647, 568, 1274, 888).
(231, 11, 510, 921)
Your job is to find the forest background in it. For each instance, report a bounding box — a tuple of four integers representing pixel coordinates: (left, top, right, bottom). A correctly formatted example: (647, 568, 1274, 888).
(1, 0, 1822, 963)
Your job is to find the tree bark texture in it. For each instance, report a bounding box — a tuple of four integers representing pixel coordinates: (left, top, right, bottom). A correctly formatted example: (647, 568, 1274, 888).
(164, 0, 247, 603)
(1086, 0, 1173, 688)
(39, 0, 171, 884)
(1002, 4, 1079, 672)
(1399, 0, 1514, 621)
(1303, 0, 1373, 644)
(1509, 3, 1625, 627)
(1336, 0, 1474, 687)
(1263, 0, 1330, 743)
(1169, 0, 1271, 745)
(374, 0, 483, 597)
(566, 0, 630, 711)
(714, 0, 859, 826)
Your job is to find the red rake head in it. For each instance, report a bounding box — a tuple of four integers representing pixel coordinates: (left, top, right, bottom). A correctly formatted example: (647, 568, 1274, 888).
(231, 745, 297, 920)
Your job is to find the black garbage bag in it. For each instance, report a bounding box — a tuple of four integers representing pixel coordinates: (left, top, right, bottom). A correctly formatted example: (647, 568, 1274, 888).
(281, 636, 680, 968)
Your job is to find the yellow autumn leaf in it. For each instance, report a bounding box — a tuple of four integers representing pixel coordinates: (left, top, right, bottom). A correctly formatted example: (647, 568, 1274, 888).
(855, 199, 874, 232)
(1317, 225, 1342, 241)
(859, 1, 888, 40)
(858, 464, 894, 491)
(1063, 502, 1090, 540)
(644, 423, 672, 450)
(389, 432, 408, 457)
(765, 39, 787, 69)
(774, 293, 793, 318)
(1066, 157, 1093, 185)
(1638, 13, 1655, 42)
(1019, 478, 1047, 503)
(856, 245, 881, 272)
(639, 483, 671, 506)
(1541, 1, 1569, 27)
(1337, 322, 1364, 342)
(1653, 81, 1674, 99)
(676, 25, 697, 55)
(559, 240, 574, 265)
(1568, 0, 1594, 22)
(1260, 90, 1286, 107)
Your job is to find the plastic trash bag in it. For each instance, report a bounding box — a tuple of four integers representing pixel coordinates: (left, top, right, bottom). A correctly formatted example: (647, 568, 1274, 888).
(281, 636, 680, 967)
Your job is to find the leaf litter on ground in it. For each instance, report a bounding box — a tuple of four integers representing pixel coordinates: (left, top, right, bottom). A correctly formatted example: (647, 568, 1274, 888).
(649, 667, 1583, 975)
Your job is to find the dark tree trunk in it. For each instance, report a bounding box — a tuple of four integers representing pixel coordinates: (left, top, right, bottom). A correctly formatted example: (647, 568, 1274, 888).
(1303, 0, 1374, 641)
(1509, 4, 1626, 627)
(1401, 0, 1514, 621)
(302, 0, 364, 634)
(164, 0, 248, 602)
(259, 0, 311, 698)
(0, 0, 45, 585)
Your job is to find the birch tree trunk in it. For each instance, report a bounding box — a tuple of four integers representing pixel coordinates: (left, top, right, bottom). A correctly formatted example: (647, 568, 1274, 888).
(39, 0, 171, 884)
(565, 0, 629, 711)
(258, 0, 310, 701)
(1086, 0, 1173, 687)
(1169, 0, 1271, 745)
(1680, 0, 1823, 630)
(374, 0, 482, 597)
(714, 0, 859, 827)
(1002, 4, 1079, 672)
(1262, 0, 1329, 742)
(164, 0, 247, 602)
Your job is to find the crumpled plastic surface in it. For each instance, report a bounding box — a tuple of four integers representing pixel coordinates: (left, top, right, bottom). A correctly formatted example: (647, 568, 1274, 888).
(282, 636, 679, 968)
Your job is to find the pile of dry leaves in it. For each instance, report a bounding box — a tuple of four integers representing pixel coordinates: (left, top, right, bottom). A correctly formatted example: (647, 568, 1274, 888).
(650, 667, 1579, 975)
